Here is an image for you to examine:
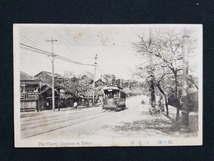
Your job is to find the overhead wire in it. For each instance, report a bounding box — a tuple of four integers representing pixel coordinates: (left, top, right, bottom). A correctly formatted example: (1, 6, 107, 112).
(20, 46, 52, 56)
(20, 43, 52, 56)
(20, 43, 94, 67)
(20, 34, 39, 46)
(52, 29, 71, 48)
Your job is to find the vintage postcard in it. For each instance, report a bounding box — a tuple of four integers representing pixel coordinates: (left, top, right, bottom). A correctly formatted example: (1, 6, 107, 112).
(14, 24, 202, 147)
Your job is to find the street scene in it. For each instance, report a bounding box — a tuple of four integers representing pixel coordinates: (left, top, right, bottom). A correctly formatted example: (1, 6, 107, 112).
(21, 95, 197, 140)
(14, 24, 202, 147)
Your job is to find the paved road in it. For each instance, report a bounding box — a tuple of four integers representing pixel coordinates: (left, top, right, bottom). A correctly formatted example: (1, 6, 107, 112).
(21, 95, 177, 140)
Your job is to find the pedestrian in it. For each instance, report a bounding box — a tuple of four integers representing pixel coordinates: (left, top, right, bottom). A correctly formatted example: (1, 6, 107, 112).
(74, 101, 78, 110)
(58, 100, 62, 111)
(36, 100, 40, 112)
(46, 101, 49, 110)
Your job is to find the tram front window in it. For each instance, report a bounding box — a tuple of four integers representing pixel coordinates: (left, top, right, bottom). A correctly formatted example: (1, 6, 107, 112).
(104, 90, 119, 99)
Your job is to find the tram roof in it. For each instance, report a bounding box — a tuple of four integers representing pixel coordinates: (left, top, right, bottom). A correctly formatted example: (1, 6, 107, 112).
(103, 86, 125, 92)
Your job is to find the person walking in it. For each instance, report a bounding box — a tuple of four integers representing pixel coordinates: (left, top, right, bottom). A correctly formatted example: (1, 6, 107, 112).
(74, 101, 78, 110)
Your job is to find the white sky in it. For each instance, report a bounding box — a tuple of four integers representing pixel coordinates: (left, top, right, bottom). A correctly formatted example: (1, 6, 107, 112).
(16, 24, 202, 80)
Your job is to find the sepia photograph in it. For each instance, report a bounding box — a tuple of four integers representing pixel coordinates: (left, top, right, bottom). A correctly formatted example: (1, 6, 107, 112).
(14, 24, 202, 147)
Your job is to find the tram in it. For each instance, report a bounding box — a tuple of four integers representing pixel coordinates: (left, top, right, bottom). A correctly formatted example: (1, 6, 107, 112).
(102, 86, 126, 111)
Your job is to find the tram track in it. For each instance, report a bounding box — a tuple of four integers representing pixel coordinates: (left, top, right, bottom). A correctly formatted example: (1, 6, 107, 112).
(21, 109, 116, 139)
(21, 110, 105, 130)
(21, 109, 102, 127)
(21, 108, 100, 123)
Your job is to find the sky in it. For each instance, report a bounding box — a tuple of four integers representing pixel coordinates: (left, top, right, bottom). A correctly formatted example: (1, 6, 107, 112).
(15, 24, 202, 81)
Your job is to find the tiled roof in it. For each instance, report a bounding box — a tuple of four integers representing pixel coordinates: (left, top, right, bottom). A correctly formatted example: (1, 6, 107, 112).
(34, 71, 63, 78)
(20, 71, 35, 80)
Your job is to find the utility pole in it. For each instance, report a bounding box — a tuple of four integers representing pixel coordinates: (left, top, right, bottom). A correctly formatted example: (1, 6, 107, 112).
(93, 54, 97, 104)
(181, 29, 190, 128)
(47, 38, 57, 111)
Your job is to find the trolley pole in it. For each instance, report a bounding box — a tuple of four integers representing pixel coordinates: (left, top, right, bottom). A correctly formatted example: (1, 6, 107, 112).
(47, 38, 57, 111)
(93, 54, 97, 104)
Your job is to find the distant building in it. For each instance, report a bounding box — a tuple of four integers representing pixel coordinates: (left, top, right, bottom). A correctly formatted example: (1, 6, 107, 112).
(60, 93, 76, 108)
(94, 79, 106, 104)
(95, 79, 106, 87)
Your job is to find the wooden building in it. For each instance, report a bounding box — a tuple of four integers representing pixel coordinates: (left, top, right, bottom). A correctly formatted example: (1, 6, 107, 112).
(20, 71, 39, 112)
(37, 84, 60, 110)
(34, 71, 64, 110)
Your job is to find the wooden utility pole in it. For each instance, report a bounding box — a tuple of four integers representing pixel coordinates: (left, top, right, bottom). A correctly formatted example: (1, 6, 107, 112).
(93, 54, 97, 104)
(181, 29, 190, 127)
(47, 38, 57, 111)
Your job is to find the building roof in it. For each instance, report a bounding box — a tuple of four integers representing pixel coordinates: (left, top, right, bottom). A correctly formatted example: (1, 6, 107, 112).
(95, 79, 105, 83)
(34, 71, 63, 78)
(103, 86, 123, 90)
(20, 71, 35, 80)
(39, 84, 59, 95)
(95, 79, 106, 87)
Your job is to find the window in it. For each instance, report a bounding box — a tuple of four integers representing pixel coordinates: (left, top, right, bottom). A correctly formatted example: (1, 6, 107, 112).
(120, 92, 126, 98)
(104, 90, 119, 99)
